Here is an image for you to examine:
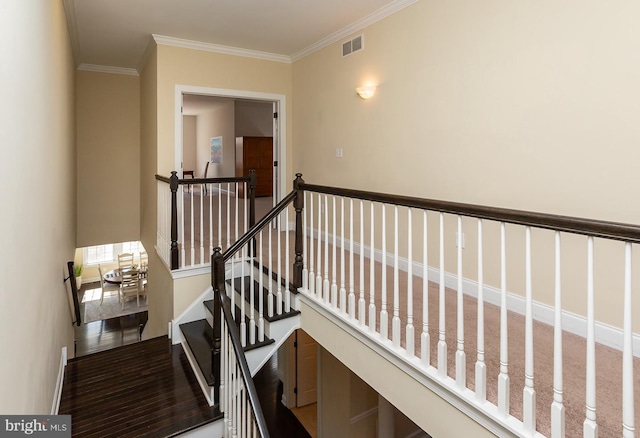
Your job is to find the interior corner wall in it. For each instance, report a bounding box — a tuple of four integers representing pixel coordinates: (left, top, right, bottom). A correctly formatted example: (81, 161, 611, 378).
(291, 1, 640, 328)
(76, 70, 140, 247)
(0, 0, 76, 413)
(183, 115, 197, 172)
(196, 101, 235, 178)
(139, 46, 173, 339)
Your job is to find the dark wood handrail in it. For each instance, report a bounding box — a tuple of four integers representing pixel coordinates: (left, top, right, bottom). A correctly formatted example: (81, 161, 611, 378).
(220, 293, 271, 438)
(300, 183, 640, 243)
(222, 190, 297, 263)
(155, 174, 252, 185)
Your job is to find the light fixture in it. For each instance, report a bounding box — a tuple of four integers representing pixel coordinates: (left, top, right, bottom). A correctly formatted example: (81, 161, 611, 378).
(356, 84, 376, 100)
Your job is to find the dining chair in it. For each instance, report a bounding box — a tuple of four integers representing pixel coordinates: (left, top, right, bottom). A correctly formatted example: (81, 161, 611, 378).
(119, 268, 141, 309)
(118, 252, 135, 270)
(98, 264, 120, 304)
(202, 161, 210, 195)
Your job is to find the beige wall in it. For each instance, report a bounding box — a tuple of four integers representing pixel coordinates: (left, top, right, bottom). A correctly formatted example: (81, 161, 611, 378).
(183, 115, 197, 172)
(0, 0, 76, 413)
(292, 1, 640, 328)
(76, 70, 140, 247)
(156, 44, 293, 186)
(196, 101, 235, 178)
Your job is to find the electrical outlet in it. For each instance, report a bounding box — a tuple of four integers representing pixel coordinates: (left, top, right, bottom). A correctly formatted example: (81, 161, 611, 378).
(335, 148, 343, 158)
(455, 232, 465, 249)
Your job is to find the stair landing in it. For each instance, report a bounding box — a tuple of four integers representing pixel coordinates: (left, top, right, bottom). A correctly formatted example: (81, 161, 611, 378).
(59, 336, 221, 437)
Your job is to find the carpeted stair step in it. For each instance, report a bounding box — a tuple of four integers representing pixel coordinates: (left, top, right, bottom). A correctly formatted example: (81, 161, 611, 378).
(203, 299, 275, 352)
(179, 319, 215, 386)
(227, 276, 300, 322)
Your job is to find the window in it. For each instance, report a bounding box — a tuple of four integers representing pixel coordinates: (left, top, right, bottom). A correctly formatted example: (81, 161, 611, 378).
(83, 241, 146, 266)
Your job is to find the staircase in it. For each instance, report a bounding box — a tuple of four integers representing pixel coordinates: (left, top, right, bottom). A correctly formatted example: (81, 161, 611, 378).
(174, 259, 301, 407)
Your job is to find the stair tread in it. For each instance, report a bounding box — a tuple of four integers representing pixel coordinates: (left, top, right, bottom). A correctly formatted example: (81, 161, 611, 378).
(251, 260, 299, 295)
(203, 299, 276, 352)
(227, 276, 301, 322)
(179, 319, 215, 386)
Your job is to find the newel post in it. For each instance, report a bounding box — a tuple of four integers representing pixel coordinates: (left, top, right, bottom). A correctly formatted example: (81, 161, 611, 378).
(170, 171, 179, 270)
(211, 247, 224, 409)
(293, 173, 305, 289)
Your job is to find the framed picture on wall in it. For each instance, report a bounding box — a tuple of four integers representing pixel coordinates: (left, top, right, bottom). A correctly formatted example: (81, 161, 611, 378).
(211, 137, 222, 164)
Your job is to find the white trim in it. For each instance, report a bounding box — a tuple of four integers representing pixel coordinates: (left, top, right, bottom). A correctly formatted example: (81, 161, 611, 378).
(291, 0, 420, 61)
(171, 265, 212, 280)
(306, 226, 640, 356)
(77, 63, 139, 76)
(171, 286, 213, 343)
(61, 0, 80, 67)
(51, 346, 67, 415)
(350, 406, 378, 425)
(181, 337, 216, 406)
(175, 84, 287, 206)
(153, 34, 291, 64)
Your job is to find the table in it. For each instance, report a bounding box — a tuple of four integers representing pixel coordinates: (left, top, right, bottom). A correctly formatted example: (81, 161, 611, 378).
(103, 267, 147, 285)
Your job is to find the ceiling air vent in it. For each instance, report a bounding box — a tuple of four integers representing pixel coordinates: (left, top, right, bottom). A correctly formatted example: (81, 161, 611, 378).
(342, 35, 363, 57)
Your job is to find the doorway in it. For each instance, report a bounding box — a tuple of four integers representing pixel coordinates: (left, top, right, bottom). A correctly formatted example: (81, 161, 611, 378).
(175, 85, 286, 205)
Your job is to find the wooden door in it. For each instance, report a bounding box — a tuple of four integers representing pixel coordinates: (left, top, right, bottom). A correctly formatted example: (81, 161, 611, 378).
(236, 136, 273, 197)
(296, 329, 318, 407)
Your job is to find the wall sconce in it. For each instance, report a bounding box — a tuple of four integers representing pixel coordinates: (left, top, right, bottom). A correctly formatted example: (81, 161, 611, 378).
(356, 85, 376, 100)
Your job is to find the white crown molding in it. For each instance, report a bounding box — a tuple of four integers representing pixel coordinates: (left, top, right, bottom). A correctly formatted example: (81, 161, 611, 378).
(152, 34, 291, 64)
(77, 63, 140, 76)
(291, 0, 420, 61)
(61, 0, 80, 67)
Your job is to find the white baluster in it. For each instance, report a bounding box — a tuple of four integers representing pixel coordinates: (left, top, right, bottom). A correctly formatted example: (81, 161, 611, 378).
(240, 243, 247, 347)
(235, 183, 239, 251)
(180, 182, 185, 268)
(438, 212, 447, 377)
(584, 236, 597, 437)
(348, 199, 355, 319)
(623, 242, 634, 438)
(358, 200, 366, 325)
(285, 206, 291, 312)
(302, 192, 308, 291)
(218, 183, 222, 249)
(406, 208, 414, 356)
(190, 184, 195, 266)
(316, 194, 323, 299)
(380, 204, 389, 340)
(258, 231, 264, 342)
(498, 222, 510, 417)
(340, 198, 347, 313)
(249, 241, 256, 345)
(392, 206, 401, 348)
(551, 231, 565, 438)
(331, 196, 338, 307)
(200, 180, 204, 264)
(369, 202, 377, 332)
(308, 192, 315, 295)
(323, 195, 330, 303)
(421, 211, 430, 367)
(226, 183, 231, 250)
(268, 222, 274, 318)
(475, 219, 486, 402)
(523, 226, 536, 432)
(456, 215, 465, 389)
(277, 210, 282, 315)
(209, 182, 213, 257)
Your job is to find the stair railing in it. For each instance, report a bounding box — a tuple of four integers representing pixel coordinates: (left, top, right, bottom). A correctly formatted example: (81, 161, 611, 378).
(210, 174, 305, 437)
(295, 182, 640, 438)
(155, 170, 256, 270)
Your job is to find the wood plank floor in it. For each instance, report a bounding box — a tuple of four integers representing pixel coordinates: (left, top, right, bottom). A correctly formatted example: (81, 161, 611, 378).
(60, 336, 221, 437)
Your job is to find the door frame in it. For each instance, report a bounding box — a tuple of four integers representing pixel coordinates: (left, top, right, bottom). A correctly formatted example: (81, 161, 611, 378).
(174, 84, 286, 203)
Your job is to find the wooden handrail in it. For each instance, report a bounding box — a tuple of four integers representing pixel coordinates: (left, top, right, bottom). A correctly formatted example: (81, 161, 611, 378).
(155, 174, 252, 185)
(300, 183, 640, 243)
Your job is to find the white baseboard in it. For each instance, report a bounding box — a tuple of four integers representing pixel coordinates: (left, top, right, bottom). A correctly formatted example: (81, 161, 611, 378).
(305, 226, 640, 356)
(350, 406, 378, 425)
(51, 346, 67, 415)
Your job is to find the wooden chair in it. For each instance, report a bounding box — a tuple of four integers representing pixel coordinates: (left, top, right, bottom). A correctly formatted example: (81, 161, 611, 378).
(98, 264, 120, 304)
(119, 269, 141, 309)
(202, 161, 210, 195)
(118, 252, 134, 270)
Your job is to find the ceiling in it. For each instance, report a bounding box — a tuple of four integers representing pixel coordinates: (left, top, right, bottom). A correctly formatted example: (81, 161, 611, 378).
(64, 0, 417, 72)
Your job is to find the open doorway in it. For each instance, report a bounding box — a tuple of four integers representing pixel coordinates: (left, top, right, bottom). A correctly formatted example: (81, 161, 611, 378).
(175, 85, 286, 211)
